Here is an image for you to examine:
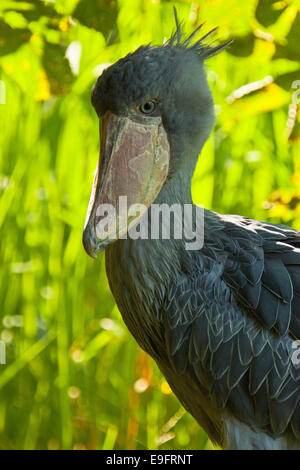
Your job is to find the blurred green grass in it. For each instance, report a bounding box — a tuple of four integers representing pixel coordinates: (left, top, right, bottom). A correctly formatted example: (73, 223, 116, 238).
(0, 0, 300, 450)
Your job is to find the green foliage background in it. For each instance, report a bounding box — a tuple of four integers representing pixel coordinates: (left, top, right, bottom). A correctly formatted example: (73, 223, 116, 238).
(0, 0, 300, 450)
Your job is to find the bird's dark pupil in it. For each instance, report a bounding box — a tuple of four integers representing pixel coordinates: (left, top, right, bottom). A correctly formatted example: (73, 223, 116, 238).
(141, 101, 155, 113)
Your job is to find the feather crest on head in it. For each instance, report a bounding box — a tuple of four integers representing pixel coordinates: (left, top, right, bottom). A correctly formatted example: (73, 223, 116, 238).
(167, 7, 232, 58)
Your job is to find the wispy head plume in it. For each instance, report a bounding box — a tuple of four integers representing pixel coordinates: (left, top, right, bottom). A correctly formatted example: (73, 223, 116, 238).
(168, 7, 232, 59)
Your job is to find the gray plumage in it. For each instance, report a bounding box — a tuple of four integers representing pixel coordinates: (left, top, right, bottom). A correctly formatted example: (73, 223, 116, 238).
(88, 13, 300, 449)
(106, 209, 300, 449)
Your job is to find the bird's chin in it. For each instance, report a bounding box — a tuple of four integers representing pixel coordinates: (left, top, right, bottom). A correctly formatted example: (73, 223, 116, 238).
(82, 111, 170, 258)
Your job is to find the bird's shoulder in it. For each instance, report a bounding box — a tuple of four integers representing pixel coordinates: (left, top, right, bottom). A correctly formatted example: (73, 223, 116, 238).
(203, 210, 300, 339)
(161, 212, 300, 442)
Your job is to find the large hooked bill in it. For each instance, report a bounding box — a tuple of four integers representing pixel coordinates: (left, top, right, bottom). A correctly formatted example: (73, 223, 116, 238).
(82, 111, 170, 258)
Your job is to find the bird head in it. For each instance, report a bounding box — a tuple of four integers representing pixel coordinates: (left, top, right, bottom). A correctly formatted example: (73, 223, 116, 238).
(83, 10, 230, 258)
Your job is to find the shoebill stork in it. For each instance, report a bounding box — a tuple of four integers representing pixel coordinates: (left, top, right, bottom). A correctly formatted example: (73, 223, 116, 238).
(82, 13, 300, 450)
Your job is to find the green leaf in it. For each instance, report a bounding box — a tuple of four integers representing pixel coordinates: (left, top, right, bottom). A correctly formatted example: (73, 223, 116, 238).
(227, 34, 255, 57)
(255, 0, 287, 27)
(0, 19, 30, 56)
(274, 12, 300, 61)
(72, 0, 118, 39)
(42, 42, 75, 95)
(275, 69, 300, 91)
(4, 0, 58, 23)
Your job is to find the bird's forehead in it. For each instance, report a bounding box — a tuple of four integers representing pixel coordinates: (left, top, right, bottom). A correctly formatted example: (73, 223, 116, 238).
(105, 46, 176, 85)
(92, 46, 192, 115)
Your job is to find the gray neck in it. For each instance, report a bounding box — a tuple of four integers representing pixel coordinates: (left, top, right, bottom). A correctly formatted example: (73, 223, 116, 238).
(154, 156, 197, 206)
(106, 154, 202, 310)
(128, 155, 201, 267)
